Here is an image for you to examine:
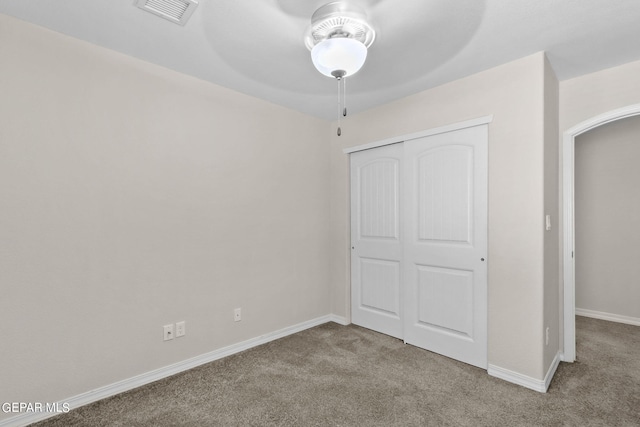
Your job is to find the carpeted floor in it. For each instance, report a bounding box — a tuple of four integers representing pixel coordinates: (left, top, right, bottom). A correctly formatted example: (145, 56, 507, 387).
(31, 316, 639, 426)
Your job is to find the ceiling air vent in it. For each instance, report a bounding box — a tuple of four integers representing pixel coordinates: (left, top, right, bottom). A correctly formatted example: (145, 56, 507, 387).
(135, 0, 199, 26)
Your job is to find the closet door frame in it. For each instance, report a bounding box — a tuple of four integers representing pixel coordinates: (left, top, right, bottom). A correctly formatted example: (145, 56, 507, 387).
(344, 115, 492, 357)
(343, 116, 493, 156)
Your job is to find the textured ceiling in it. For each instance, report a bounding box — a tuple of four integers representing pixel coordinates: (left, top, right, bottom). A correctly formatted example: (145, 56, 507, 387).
(2, 0, 640, 119)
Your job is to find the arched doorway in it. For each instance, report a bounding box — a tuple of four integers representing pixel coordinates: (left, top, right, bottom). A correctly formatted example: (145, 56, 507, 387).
(562, 103, 640, 362)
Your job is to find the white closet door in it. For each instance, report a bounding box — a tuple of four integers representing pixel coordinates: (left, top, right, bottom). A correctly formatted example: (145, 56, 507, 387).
(350, 143, 403, 339)
(403, 125, 488, 368)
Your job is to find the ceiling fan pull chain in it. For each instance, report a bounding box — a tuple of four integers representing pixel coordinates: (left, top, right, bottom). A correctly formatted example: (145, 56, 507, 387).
(343, 76, 347, 117)
(337, 76, 342, 136)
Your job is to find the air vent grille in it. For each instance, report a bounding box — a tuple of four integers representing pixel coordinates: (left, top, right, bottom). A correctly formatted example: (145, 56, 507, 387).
(136, 0, 198, 25)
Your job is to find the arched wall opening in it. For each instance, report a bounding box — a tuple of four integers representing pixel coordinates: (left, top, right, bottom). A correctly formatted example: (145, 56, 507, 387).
(562, 103, 640, 362)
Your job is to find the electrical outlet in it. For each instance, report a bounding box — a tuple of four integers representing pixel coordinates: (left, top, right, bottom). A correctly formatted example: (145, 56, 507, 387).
(234, 308, 241, 322)
(176, 321, 186, 337)
(163, 324, 174, 341)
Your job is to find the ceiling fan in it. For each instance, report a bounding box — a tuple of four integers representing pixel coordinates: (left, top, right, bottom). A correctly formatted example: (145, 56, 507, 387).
(304, 2, 376, 135)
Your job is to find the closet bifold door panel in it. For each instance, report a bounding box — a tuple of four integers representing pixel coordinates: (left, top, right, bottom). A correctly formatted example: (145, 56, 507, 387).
(350, 124, 488, 369)
(403, 125, 488, 369)
(350, 143, 404, 339)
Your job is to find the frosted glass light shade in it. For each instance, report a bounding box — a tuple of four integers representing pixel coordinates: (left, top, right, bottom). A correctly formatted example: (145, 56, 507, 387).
(311, 37, 367, 78)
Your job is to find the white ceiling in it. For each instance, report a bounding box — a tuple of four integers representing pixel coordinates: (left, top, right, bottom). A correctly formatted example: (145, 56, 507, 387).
(2, 0, 640, 119)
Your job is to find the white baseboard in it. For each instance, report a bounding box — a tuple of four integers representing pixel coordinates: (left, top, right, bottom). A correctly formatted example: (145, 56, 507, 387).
(543, 351, 562, 391)
(0, 314, 343, 427)
(328, 314, 349, 325)
(576, 308, 640, 326)
(488, 351, 561, 394)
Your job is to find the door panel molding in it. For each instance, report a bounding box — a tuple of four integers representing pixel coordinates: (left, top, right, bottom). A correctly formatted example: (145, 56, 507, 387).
(350, 143, 404, 339)
(403, 125, 488, 369)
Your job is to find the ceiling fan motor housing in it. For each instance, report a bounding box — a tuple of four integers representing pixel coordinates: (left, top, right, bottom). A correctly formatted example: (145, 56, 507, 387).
(304, 1, 376, 51)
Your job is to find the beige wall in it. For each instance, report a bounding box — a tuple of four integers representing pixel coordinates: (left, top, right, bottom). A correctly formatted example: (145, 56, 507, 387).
(0, 14, 330, 416)
(543, 57, 561, 370)
(560, 59, 640, 133)
(329, 52, 552, 379)
(574, 116, 640, 319)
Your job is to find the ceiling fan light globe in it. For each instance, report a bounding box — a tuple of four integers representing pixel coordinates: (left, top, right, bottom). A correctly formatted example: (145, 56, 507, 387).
(311, 37, 367, 78)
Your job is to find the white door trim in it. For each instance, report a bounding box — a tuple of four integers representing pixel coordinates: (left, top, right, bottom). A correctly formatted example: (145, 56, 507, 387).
(343, 115, 493, 154)
(562, 103, 640, 362)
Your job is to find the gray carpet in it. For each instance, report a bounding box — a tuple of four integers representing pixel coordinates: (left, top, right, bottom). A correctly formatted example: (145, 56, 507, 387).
(31, 316, 639, 426)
